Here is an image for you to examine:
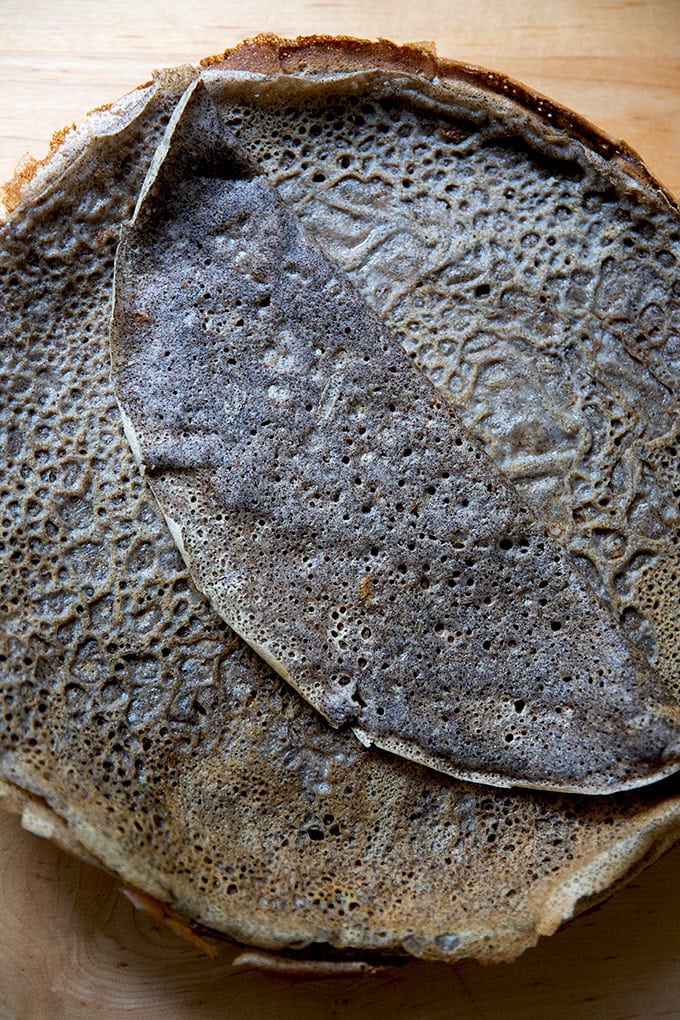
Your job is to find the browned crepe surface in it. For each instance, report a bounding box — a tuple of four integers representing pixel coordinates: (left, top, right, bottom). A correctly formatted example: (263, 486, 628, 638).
(111, 80, 679, 794)
(1, 38, 679, 965)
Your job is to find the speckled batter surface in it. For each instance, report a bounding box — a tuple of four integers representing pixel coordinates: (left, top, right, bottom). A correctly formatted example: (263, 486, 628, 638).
(111, 82, 679, 795)
(1, 38, 679, 966)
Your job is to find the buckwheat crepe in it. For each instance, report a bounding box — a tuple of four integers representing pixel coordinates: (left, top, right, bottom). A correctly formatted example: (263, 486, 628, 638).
(111, 79, 679, 794)
(1, 37, 679, 965)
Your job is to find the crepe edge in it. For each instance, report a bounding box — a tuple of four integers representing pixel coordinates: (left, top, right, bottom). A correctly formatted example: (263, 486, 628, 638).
(3, 35, 678, 220)
(2, 774, 680, 967)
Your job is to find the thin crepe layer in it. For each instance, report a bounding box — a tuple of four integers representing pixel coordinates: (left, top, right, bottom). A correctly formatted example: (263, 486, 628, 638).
(111, 82, 679, 794)
(200, 49, 680, 695)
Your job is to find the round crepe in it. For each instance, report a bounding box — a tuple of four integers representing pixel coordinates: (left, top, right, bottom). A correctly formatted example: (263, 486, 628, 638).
(0, 36, 679, 965)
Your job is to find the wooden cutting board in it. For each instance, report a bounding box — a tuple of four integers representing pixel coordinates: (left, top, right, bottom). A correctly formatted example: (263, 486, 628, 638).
(1, 2, 679, 1018)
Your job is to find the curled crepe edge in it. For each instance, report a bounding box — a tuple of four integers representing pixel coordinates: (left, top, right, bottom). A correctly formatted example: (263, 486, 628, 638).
(4, 36, 677, 218)
(2, 774, 680, 965)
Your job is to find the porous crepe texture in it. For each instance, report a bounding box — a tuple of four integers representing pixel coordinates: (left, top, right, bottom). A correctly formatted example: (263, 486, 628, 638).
(111, 80, 679, 796)
(202, 46, 680, 685)
(0, 37, 679, 965)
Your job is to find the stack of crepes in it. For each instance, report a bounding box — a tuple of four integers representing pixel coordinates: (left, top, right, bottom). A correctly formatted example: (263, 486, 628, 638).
(1, 36, 679, 967)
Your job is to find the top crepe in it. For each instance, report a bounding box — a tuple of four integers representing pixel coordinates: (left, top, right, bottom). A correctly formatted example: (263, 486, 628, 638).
(111, 80, 680, 794)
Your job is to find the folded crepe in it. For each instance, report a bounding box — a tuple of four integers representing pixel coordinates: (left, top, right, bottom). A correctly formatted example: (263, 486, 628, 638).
(111, 79, 680, 794)
(1, 36, 679, 965)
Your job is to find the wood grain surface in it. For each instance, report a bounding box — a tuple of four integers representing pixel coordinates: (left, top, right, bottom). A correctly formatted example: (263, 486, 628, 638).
(1, 0, 679, 196)
(1, 2, 679, 1018)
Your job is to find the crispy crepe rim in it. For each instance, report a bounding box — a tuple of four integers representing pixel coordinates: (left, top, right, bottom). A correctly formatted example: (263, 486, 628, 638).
(3, 34, 678, 219)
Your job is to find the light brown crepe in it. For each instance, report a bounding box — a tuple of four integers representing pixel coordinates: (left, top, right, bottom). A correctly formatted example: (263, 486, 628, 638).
(0, 37, 679, 966)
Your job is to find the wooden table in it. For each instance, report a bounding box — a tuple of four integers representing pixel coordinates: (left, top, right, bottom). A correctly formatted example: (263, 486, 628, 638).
(2, 0, 679, 198)
(1, 2, 679, 1017)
